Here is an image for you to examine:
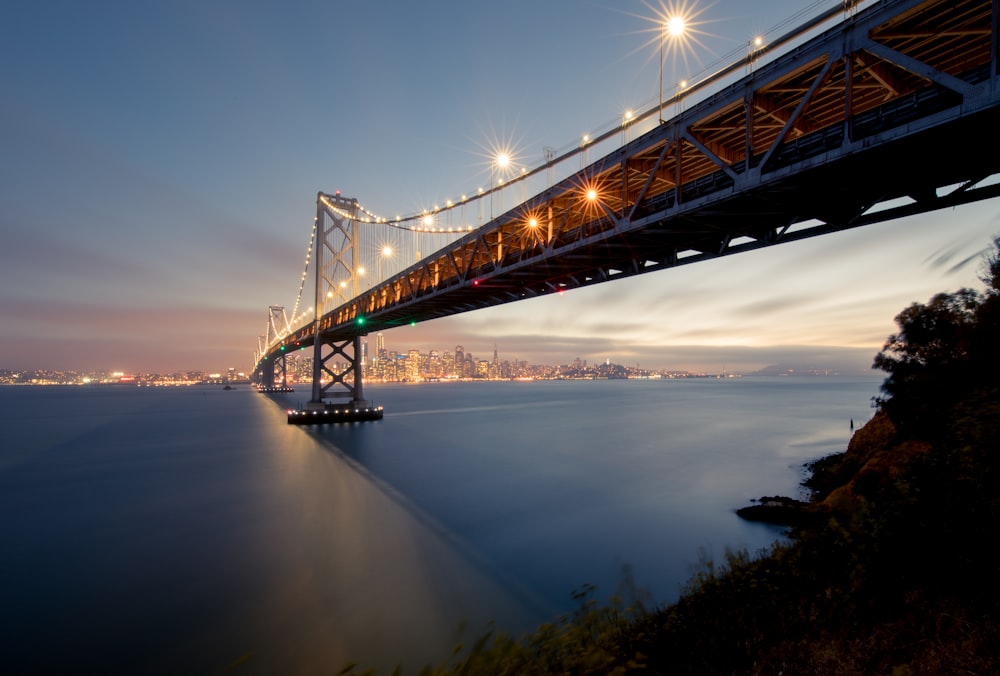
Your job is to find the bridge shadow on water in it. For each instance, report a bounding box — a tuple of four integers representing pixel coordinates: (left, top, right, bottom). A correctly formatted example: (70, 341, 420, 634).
(268, 388, 564, 625)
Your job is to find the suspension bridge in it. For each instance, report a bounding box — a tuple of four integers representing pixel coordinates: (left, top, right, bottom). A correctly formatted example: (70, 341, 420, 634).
(253, 0, 1000, 423)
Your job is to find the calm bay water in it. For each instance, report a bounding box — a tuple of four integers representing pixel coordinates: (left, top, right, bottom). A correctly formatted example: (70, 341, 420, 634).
(0, 376, 880, 674)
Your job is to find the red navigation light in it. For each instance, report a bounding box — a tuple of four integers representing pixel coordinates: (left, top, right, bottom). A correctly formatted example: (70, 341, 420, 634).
(473, 279, 480, 286)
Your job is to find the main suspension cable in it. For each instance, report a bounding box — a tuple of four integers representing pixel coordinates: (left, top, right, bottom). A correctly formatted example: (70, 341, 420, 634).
(289, 219, 318, 328)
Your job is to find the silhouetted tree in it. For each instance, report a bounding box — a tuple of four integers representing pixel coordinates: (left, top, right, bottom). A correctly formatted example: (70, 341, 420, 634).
(872, 236, 1000, 439)
(872, 287, 980, 439)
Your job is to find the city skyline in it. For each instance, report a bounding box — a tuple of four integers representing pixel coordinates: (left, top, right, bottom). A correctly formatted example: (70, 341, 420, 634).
(0, 335, 854, 385)
(1, 326, 874, 382)
(2, 1, 998, 375)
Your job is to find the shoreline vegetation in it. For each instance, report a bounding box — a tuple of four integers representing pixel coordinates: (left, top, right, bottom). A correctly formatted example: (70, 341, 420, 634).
(340, 237, 1000, 675)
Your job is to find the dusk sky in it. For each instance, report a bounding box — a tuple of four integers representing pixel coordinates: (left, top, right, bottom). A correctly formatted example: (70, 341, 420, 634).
(2, 1, 997, 375)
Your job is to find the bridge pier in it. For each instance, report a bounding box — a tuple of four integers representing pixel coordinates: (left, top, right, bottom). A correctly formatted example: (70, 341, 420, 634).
(256, 352, 295, 393)
(287, 332, 383, 424)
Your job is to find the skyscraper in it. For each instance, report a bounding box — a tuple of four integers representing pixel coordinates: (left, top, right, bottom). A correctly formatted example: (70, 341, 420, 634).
(407, 349, 420, 381)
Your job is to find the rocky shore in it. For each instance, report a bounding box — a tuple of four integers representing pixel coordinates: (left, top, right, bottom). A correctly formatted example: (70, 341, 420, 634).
(737, 409, 911, 529)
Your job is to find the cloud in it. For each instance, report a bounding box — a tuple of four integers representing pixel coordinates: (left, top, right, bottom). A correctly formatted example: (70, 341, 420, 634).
(376, 314, 879, 374)
(727, 294, 815, 319)
(922, 233, 995, 277)
(0, 335, 251, 374)
(0, 296, 263, 371)
(0, 229, 152, 288)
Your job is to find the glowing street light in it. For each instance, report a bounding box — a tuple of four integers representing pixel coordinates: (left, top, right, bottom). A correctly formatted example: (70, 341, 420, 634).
(378, 245, 394, 281)
(748, 35, 764, 72)
(622, 109, 635, 143)
(491, 152, 512, 219)
(660, 15, 687, 123)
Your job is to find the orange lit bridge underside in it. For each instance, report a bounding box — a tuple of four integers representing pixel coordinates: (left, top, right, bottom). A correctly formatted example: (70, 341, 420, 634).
(279, 0, 1000, 354)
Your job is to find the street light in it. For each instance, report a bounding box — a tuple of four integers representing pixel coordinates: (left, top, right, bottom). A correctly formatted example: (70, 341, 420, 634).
(490, 152, 510, 219)
(660, 15, 687, 123)
(379, 245, 393, 281)
(622, 109, 635, 143)
(748, 35, 764, 72)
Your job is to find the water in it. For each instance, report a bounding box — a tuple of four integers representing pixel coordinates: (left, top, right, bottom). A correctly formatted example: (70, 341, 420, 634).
(0, 376, 880, 674)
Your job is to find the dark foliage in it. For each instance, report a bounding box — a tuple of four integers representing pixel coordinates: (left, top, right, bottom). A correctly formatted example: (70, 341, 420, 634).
(873, 237, 1000, 443)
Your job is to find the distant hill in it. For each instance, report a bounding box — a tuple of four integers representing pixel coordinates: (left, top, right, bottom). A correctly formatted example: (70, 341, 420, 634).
(747, 363, 853, 376)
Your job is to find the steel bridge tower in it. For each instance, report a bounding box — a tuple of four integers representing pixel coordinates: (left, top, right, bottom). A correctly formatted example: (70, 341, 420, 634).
(257, 306, 294, 392)
(288, 192, 382, 423)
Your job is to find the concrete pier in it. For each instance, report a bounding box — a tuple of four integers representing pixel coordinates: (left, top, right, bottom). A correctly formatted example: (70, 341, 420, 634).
(287, 400, 383, 424)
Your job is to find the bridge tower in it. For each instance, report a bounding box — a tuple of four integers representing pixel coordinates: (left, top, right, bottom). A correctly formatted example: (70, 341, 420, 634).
(257, 306, 294, 392)
(288, 191, 382, 423)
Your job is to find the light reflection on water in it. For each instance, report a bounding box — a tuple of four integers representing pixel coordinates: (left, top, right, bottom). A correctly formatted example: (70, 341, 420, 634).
(0, 376, 880, 673)
(0, 386, 533, 674)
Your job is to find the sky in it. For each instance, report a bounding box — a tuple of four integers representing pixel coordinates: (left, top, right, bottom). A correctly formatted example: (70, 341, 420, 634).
(2, 0, 997, 375)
